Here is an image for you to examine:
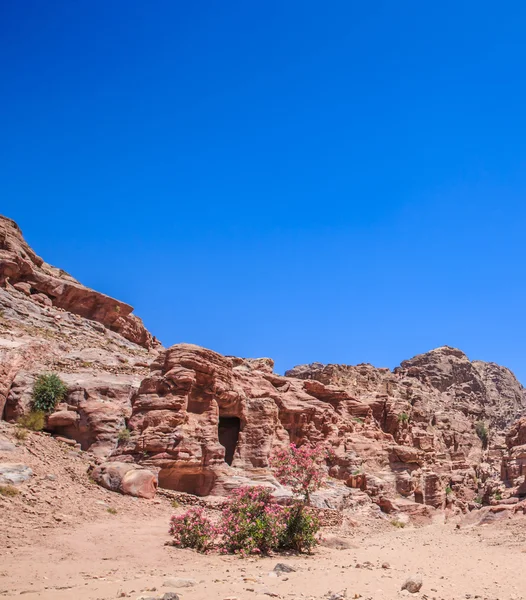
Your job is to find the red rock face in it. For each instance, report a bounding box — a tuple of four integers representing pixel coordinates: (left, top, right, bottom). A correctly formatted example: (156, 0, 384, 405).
(0, 216, 157, 349)
(1, 214, 526, 513)
(502, 417, 526, 498)
(106, 344, 526, 512)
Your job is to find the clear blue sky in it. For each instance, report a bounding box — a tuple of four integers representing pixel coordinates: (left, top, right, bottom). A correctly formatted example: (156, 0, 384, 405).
(2, 2, 526, 380)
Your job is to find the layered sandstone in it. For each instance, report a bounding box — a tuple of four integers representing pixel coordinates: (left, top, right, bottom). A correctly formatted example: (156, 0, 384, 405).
(1, 214, 526, 516)
(0, 216, 157, 349)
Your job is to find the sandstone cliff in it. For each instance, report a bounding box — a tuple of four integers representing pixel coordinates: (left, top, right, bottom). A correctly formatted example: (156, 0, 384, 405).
(1, 214, 525, 518)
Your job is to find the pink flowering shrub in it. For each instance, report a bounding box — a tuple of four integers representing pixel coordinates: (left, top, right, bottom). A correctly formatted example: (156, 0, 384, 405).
(169, 445, 327, 556)
(271, 443, 326, 503)
(216, 486, 286, 555)
(270, 443, 326, 552)
(169, 507, 214, 552)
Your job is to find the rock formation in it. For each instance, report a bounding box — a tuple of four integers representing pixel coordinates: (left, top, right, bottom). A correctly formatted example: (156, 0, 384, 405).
(1, 213, 526, 515)
(0, 216, 157, 349)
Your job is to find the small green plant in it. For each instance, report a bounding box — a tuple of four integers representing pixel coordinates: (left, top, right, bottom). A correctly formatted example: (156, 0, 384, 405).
(17, 410, 46, 432)
(398, 412, 410, 424)
(474, 495, 483, 506)
(107, 507, 118, 515)
(32, 374, 68, 413)
(117, 428, 131, 442)
(0, 484, 19, 497)
(114, 305, 121, 313)
(445, 485, 453, 495)
(475, 421, 489, 449)
(352, 417, 364, 424)
(391, 518, 405, 528)
(494, 490, 502, 502)
(171, 499, 181, 509)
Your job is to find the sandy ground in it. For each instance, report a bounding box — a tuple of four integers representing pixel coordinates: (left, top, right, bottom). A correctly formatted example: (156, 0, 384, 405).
(2, 510, 526, 600)
(2, 428, 526, 600)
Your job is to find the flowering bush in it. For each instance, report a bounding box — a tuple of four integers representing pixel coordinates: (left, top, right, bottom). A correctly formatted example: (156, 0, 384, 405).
(169, 507, 214, 552)
(216, 486, 285, 555)
(271, 443, 326, 503)
(279, 504, 320, 553)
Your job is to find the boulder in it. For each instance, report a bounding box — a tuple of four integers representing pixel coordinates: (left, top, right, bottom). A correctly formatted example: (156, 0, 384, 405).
(0, 463, 32, 485)
(91, 461, 158, 499)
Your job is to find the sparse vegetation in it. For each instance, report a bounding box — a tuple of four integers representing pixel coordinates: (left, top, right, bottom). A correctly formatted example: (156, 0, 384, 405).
(474, 495, 483, 506)
(117, 428, 131, 442)
(494, 490, 503, 502)
(398, 411, 410, 424)
(17, 410, 46, 431)
(391, 518, 405, 528)
(171, 499, 181, 509)
(352, 417, 364, 424)
(14, 426, 28, 441)
(107, 507, 118, 515)
(475, 421, 489, 449)
(114, 305, 121, 313)
(445, 485, 453, 495)
(32, 373, 68, 413)
(0, 484, 19, 497)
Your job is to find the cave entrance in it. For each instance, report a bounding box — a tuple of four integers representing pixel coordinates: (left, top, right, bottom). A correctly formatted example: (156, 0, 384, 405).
(218, 416, 240, 466)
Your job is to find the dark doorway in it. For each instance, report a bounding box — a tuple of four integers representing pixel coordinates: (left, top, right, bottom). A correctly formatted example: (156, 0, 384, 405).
(218, 416, 240, 466)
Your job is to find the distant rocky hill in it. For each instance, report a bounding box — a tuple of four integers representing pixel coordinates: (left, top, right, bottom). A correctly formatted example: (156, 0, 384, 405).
(1, 214, 525, 522)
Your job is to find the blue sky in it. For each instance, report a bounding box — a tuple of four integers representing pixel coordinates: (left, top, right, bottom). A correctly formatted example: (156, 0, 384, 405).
(2, 2, 526, 380)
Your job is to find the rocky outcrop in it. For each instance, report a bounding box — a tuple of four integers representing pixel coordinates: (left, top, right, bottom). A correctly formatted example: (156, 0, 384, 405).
(1, 215, 526, 517)
(0, 244, 158, 458)
(501, 417, 526, 499)
(105, 343, 522, 513)
(0, 216, 157, 349)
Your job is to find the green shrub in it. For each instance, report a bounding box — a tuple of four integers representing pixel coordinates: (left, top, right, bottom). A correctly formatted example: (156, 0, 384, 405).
(474, 495, 483, 505)
(445, 485, 453, 495)
(17, 410, 46, 431)
(494, 490, 502, 501)
(398, 412, 410, 424)
(475, 421, 489, 449)
(107, 507, 118, 515)
(32, 374, 68, 413)
(117, 428, 131, 442)
(279, 504, 319, 553)
(0, 484, 19, 497)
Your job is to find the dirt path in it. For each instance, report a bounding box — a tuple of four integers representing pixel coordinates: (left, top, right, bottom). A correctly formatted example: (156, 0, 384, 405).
(2, 511, 526, 600)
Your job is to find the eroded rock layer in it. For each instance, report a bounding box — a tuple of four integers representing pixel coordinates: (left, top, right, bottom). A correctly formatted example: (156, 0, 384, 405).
(1, 213, 526, 515)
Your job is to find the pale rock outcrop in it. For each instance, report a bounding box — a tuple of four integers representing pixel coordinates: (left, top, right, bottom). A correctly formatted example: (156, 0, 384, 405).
(91, 461, 158, 499)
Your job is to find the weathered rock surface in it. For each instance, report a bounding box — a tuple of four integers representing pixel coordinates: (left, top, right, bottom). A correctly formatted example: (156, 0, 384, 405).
(91, 461, 158, 499)
(108, 343, 525, 514)
(0, 216, 157, 348)
(0, 242, 158, 457)
(1, 214, 526, 519)
(0, 463, 32, 485)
